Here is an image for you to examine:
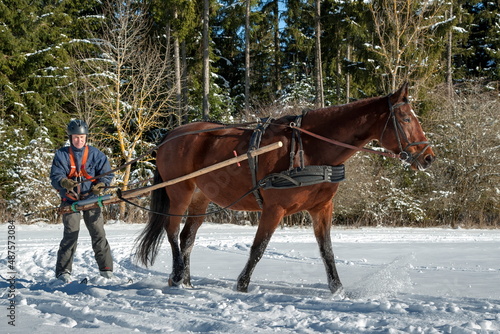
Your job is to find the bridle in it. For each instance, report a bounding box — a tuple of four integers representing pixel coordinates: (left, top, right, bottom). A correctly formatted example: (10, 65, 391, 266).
(383, 95, 431, 168)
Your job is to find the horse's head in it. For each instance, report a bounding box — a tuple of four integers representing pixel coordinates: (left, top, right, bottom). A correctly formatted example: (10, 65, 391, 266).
(379, 83, 435, 170)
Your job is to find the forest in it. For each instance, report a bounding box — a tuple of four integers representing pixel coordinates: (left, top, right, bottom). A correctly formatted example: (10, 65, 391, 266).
(0, 0, 498, 227)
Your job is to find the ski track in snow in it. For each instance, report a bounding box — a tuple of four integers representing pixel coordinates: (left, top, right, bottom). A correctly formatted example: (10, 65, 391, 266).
(1, 222, 500, 333)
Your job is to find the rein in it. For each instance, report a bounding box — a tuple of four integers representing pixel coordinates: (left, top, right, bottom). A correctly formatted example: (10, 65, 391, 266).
(288, 125, 401, 160)
(70, 96, 432, 190)
(290, 95, 431, 164)
(85, 95, 425, 186)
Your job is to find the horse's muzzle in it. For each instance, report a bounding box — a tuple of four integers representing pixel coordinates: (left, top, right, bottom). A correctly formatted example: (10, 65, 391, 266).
(401, 144, 435, 171)
(416, 153, 435, 170)
(409, 151, 435, 171)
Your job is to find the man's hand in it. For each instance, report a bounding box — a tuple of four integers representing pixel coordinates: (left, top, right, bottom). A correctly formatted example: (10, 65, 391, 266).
(91, 182, 106, 196)
(60, 178, 78, 191)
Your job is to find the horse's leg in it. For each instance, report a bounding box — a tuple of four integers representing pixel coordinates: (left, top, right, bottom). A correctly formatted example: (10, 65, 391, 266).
(237, 206, 285, 292)
(179, 189, 210, 287)
(166, 183, 195, 286)
(308, 200, 343, 295)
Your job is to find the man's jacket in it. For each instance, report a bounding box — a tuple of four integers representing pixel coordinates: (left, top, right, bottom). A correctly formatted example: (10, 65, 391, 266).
(50, 145, 114, 203)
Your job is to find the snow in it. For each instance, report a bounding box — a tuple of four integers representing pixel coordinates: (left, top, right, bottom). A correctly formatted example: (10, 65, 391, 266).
(2, 221, 500, 333)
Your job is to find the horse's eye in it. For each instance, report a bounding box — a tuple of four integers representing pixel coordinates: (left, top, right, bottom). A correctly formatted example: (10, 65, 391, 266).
(400, 114, 411, 123)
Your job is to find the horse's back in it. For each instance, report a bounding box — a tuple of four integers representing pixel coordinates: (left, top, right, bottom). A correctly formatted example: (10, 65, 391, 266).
(155, 122, 252, 182)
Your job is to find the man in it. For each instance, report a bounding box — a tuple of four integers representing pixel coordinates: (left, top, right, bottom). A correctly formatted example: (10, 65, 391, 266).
(50, 119, 115, 283)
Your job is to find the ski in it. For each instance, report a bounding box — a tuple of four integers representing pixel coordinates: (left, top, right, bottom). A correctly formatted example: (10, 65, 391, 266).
(79, 276, 133, 286)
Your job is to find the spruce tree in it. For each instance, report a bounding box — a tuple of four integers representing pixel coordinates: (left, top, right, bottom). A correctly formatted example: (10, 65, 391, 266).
(455, 0, 499, 82)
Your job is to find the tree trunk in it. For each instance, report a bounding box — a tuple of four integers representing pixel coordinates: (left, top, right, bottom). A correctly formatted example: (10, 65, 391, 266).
(446, 4, 453, 98)
(336, 49, 341, 99)
(245, 0, 251, 112)
(173, 10, 182, 126)
(273, 0, 281, 92)
(181, 41, 188, 124)
(314, 0, 324, 108)
(202, 0, 210, 120)
(346, 43, 351, 103)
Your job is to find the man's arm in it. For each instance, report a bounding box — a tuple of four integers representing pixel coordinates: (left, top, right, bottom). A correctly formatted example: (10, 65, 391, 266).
(50, 149, 69, 190)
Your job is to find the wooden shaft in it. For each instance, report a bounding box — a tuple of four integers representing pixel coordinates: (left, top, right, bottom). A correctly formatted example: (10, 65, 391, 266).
(125, 141, 283, 198)
(59, 141, 283, 214)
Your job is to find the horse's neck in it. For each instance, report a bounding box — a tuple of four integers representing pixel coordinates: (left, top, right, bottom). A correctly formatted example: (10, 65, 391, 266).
(302, 97, 387, 164)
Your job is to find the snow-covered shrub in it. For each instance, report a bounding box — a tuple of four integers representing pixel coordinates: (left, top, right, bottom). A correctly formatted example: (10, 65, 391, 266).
(7, 126, 60, 223)
(423, 83, 500, 227)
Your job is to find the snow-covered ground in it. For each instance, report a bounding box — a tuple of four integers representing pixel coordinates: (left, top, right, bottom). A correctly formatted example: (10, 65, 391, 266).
(1, 221, 499, 333)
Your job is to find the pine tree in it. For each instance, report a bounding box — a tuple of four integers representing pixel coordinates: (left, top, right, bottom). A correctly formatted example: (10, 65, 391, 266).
(454, 0, 500, 82)
(249, 0, 282, 107)
(0, 0, 103, 142)
(212, 0, 247, 111)
(321, 0, 376, 102)
(280, 0, 316, 105)
(149, 0, 198, 125)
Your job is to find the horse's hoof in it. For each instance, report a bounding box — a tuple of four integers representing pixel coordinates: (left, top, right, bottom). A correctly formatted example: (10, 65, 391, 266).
(236, 282, 248, 292)
(168, 277, 183, 287)
(331, 285, 346, 300)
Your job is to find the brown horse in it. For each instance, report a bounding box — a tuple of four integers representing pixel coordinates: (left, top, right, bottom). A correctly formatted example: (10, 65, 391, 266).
(136, 82, 435, 295)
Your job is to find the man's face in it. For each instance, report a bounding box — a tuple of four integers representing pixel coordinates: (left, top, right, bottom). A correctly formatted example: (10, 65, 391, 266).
(71, 134, 87, 149)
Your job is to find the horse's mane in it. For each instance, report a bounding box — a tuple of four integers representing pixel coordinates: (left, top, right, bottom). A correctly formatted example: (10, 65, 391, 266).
(322, 96, 382, 113)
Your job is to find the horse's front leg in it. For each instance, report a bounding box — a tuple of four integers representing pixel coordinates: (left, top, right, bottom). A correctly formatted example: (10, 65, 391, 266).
(179, 190, 210, 287)
(237, 206, 285, 292)
(308, 200, 343, 295)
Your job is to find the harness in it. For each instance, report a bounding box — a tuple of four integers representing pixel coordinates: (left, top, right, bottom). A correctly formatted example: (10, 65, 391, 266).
(66, 146, 97, 201)
(247, 118, 274, 208)
(246, 113, 345, 208)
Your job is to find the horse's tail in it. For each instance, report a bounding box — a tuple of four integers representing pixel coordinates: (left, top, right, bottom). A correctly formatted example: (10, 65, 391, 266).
(135, 169, 170, 267)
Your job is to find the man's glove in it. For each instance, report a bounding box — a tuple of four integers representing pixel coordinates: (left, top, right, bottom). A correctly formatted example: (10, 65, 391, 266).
(60, 178, 78, 191)
(91, 182, 106, 196)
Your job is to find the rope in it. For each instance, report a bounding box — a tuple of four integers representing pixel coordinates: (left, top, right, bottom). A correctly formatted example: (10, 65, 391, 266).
(116, 186, 259, 218)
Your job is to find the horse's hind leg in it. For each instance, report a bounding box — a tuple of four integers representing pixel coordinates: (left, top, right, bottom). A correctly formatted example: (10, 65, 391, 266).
(165, 182, 196, 286)
(237, 206, 285, 292)
(308, 201, 343, 295)
(180, 189, 210, 287)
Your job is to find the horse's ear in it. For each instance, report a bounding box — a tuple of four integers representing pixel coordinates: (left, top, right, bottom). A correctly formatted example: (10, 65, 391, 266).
(390, 82, 409, 103)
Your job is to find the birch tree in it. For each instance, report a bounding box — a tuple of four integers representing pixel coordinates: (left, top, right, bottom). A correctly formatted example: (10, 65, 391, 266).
(367, 0, 448, 92)
(71, 0, 175, 218)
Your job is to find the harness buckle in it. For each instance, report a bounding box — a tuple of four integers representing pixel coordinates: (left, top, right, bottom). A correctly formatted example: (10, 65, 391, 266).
(398, 151, 410, 163)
